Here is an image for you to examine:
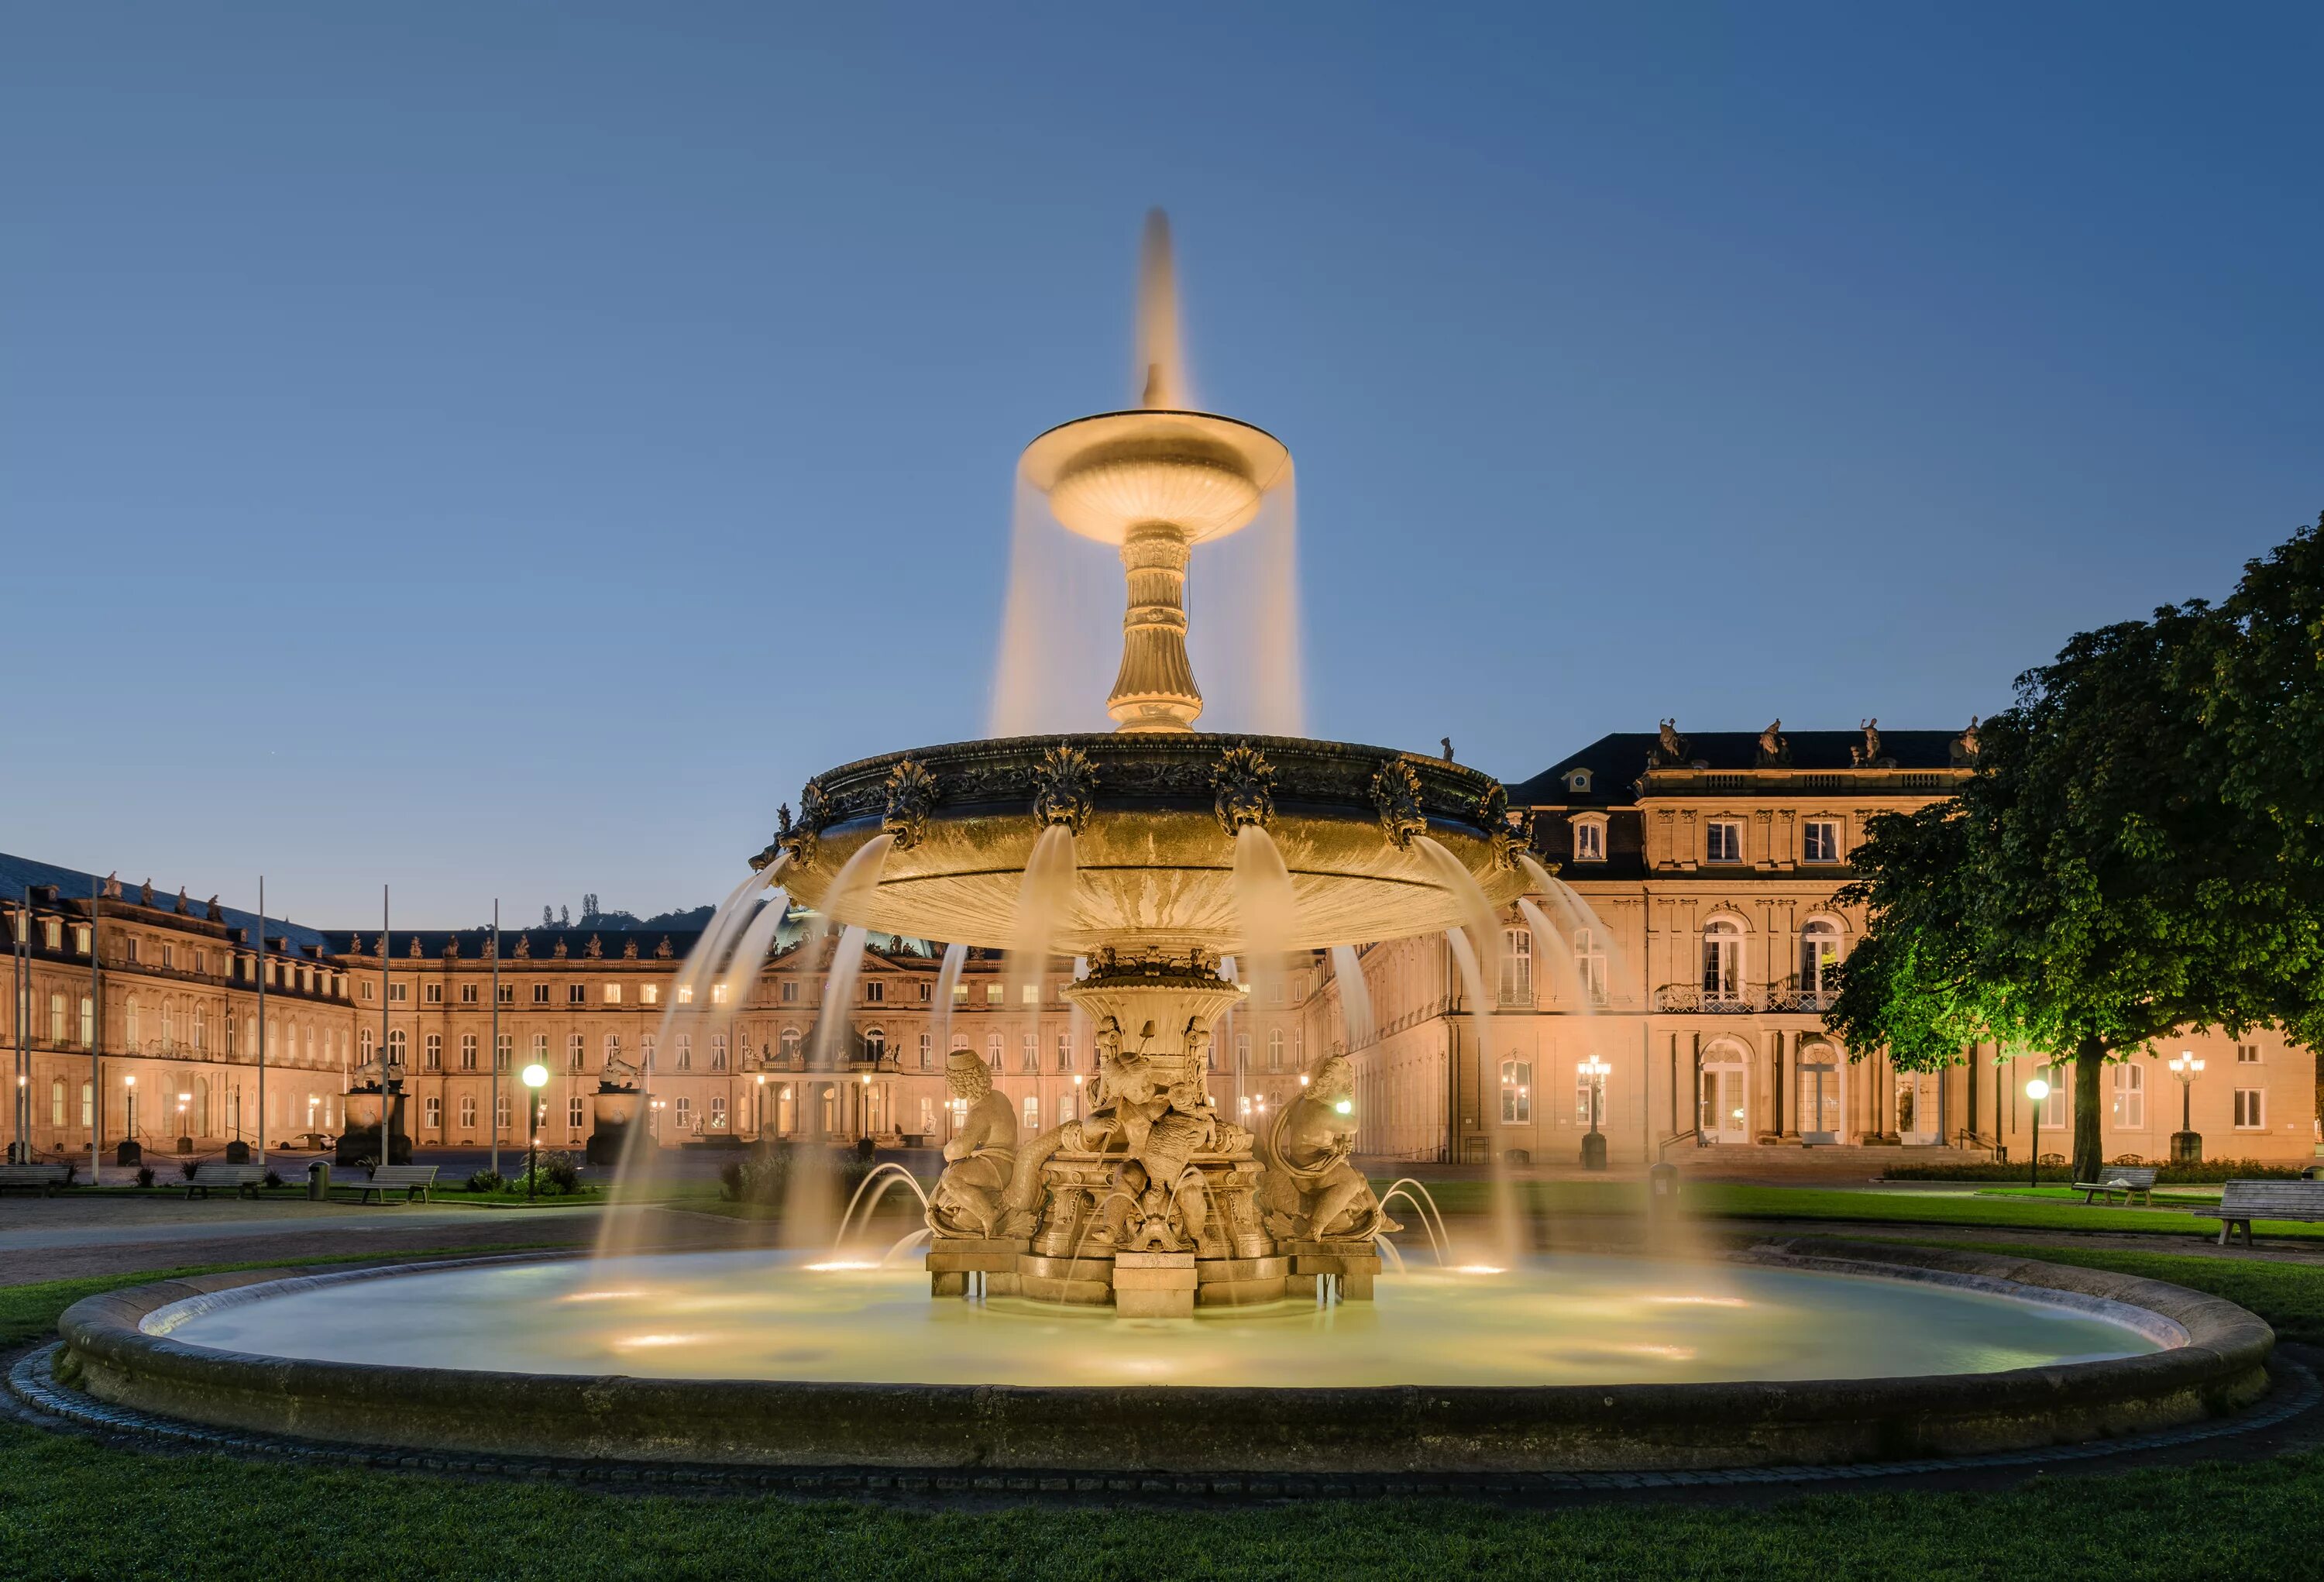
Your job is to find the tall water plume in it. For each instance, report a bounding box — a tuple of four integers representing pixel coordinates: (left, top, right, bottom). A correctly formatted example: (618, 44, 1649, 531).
(1517, 897, 1594, 1013)
(932, 941, 968, 1054)
(783, 921, 872, 1249)
(1418, 836, 1524, 1263)
(1136, 208, 1189, 411)
(1522, 856, 1632, 1012)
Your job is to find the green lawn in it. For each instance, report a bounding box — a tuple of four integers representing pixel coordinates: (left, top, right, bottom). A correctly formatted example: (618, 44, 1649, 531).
(1383, 1178, 2324, 1240)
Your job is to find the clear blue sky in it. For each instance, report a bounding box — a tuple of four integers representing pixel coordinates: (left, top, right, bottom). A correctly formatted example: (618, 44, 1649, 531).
(4, 2, 2317, 927)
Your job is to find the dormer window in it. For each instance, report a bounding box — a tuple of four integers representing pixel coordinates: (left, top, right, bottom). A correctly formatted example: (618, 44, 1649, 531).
(1563, 768, 1593, 795)
(1572, 814, 1607, 863)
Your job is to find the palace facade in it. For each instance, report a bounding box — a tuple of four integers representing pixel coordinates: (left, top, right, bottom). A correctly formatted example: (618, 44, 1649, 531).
(6, 721, 2315, 1170)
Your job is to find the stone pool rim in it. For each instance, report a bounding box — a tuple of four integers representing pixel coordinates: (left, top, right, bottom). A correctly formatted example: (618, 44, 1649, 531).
(53, 1238, 2275, 1474)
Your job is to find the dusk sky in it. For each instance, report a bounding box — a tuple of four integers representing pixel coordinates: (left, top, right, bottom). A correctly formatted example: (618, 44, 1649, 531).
(4, 2, 2318, 927)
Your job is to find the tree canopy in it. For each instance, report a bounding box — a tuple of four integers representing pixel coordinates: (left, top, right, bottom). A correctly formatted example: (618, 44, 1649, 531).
(1828, 512, 2324, 1181)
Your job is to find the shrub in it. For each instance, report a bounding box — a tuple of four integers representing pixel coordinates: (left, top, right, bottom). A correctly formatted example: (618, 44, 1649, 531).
(178, 1159, 201, 1181)
(263, 1169, 284, 1188)
(718, 1143, 878, 1206)
(134, 1165, 156, 1189)
(504, 1152, 583, 1196)
(466, 1169, 506, 1193)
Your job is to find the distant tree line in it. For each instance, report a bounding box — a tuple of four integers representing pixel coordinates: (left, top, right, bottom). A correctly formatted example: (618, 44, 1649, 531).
(535, 895, 717, 932)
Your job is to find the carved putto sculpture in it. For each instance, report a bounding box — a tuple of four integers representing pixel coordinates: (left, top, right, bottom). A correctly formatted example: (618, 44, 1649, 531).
(1650, 717, 1690, 768)
(1370, 758, 1427, 849)
(584, 934, 603, 960)
(514, 934, 531, 959)
(1257, 1054, 1398, 1243)
(622, 937, 639, 959)
(139, 879, 154, 907)
(1210, 744, 1277, 835)
(928, 1048, 1019, 1239)
(174, 886, 189, 915)
(103, 872, 122, 900)
(552, 936, 568, 959)
(1851, 717, 1884, 767)
(655, 936, 674, 958)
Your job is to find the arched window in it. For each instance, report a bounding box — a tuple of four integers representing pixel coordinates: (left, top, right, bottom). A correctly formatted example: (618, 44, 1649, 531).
(1701, 918, 1743, 1003)
(1056, 1032, 1072, 1071)
(1267, 1030, 1284, 1073)
(1573, 928, 1608, 1006)
(1500, 1058, 1532, 1123)
(710, 1032, 727, 1071)
(359, 1026, 374, 1061)
(1498, 927, 1533, 1004)
(1799, 918, 1842, 1000)
(1021, 1095, 1040, 1130)
(50, 1078, 65, 1127)
(1571, 813, 1607, 863)
(125, 996, 141, 1047)
(2109, 1062, 2145, 1129)
(919, 1032, 933, 1070)
(386, 1027, 407, 1067)
(987, 1032, 1004, 1073)
(676, 1032, 692, 1071)
(863, 1028, 885, 1065)
(780, 1027, 803, 1064)
(1236, 1032, 1250, 1071)
(459, 1095, 477, 1130)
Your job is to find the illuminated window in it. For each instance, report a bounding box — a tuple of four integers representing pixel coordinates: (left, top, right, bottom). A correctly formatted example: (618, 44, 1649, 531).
(1701, 919, 1743, 1002)
(780, 1028, 802, 1064)
(920, 1033, 933, 1069)
(712, 982, 729, 1006)
(987, 1033, 1003, 1072)
(1022, 1033, 1038, 1072)
(641, 985, 658, 1006)
(985, 983, 1002, 1006)
(2110, 1063, 2145, 1130)
(1500, 1058, 1532, 1124)
(679, 984, 697, 1005)
(1572, 817, 1605, 863)
(709, 1095, 727, 1130)
(1573, 929, 1608, 1006)
(1498, 928, 1532, 1004)
(1267, 1030, 1284, 1073)
(1056, 1033, 1072, 1071)
(1022, 1095, 1040, 1130)
(1799, 920, 1841, 998)
(603, 984, 621, 1004)
(424, 1096, 442, 1131)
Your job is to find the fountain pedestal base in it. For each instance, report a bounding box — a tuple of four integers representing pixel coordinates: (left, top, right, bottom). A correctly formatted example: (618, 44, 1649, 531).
(1113, 1251, 1198, 1318)
(927, 1237, 1026, 1298)
(1284, 1242, 1382, 1301)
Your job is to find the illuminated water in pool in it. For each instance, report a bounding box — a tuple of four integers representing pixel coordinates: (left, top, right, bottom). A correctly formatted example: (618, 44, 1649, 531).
(149, 1250, 2163, 1389)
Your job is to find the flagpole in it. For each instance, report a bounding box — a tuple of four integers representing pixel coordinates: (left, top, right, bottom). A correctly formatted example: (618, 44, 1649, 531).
(255, 875, 267, 1177)
(490, 899, 500, 1180)
(89, 877, 101, 1185)
(12, 888, 25, 1164)
(380, 886, 390, 1170)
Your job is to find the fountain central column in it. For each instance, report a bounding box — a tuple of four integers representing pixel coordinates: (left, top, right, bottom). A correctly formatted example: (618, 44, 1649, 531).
(1108, 521, 1202, 732)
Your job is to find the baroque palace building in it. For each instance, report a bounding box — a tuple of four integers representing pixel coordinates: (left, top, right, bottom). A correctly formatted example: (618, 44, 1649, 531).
(6, 720, 2315, 1168)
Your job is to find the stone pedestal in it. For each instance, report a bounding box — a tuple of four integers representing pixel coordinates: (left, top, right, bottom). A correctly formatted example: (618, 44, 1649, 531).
(2171, 1130, 2203, 1164)
(1285, 1242, 1381, 1301)
(1579, 1130, 1608, 1171)
(1113, 1250, 1198, 1318)
(927, 1236, 1026, 1298)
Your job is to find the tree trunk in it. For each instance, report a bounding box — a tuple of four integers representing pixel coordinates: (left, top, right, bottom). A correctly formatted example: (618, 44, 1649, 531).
(2072, 1034, 2106, 1185)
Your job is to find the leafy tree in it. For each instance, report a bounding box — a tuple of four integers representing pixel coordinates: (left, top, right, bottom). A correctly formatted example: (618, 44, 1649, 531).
(541, 905, 555, 929)
(1831, 568, 2318, 1181)
(559, 904, 570, 927)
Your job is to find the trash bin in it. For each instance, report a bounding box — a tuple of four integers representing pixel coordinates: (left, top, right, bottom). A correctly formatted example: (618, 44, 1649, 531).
(307, 1160, 331, 1202)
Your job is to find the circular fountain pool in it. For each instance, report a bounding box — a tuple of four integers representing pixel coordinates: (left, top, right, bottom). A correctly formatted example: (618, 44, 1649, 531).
(54, 1240, 2273, 1474)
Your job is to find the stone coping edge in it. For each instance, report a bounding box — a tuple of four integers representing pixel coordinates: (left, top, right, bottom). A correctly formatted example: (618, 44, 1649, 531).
(55, 1240, 2275, 1474)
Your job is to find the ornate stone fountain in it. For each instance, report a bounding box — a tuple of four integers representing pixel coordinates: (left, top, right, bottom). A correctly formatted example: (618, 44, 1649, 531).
(767, 215, 1532, 1315)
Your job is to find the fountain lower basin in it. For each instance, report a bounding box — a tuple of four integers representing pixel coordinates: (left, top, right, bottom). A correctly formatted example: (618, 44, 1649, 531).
(55, 1240, 2272, 1474)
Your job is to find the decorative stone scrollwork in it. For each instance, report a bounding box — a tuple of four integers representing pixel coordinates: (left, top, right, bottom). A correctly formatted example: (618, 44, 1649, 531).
(1370, 758, 1427, 849)
(880, 758, 940, 851)
(1030, 743, 1098, 834)
(1210, 744, 1277, 835)
(772, 781, 831, 868)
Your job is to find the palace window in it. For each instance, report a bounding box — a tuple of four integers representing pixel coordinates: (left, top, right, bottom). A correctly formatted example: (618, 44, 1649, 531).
(2238, 1044, 2262, 1064)
(568, 1095, 585, 1130)
(680, 984, 699, 1005)
(1573, 928, 1608, 1006)
(1498, 927, 1532, 1004)
(567, 984, 585, 1005)
(1058, 1094, 1077, 1126)
(781, 1028, 803, 1064)
(495, 1092, 510, 1132)
(425, 1033, 442, 1071)
(2040, 1064, 2071, 1127)
(425, 1096, 442, 1132)
(674, 1096, 691, 1129)
(712, 1032, 730, 1071)
(987, 1033, 1004, 1072)
(953, 982, 969, 1005)
(917, 982, 932, 1003)
(1022, 1095, 1040, 1130)
(50, 1078, 64, 1126)
(603, 984, 621, 1004)
(1500, 1058, 1532, 1124)
(1267, 1030, 1284, 1073)
(920, 1032, 933, 1070)
(1802, 820, 1841, 864)
(568, 1032, 584, 1071)
(1563, 768, 1592, 794)
(497, 1033, 511, 1069)
(1023, 983, 1040, 1006)
(1575, 1063, 1605, 1127)
(709, 1095, 727, 1130)
(2234, 1088, 2265, 1130)
(865, 980, 884, 1003)
(1572, 817, 1606, 864)
(423, 982, 442, 1006)
(676, 1033, 692, 1071)
(460, 982, 478, 1005)
(2111, 1063, 2145, 1130)
(497, 983, 514, 1005)
(388, 982, 407, 1003)
(387, 1028, 407, 1066)
(985, 983, 1002, 1006)
(607, 1033, 624, 1068)
(460, 1033, 476, 1071)
(1022, 1033, 1038, 1073)
(1701, 919, 1743, 1003)
(641, 985, 658, 1006)
(1236, 1032, 1250, 1071)
(533, 983, 551, 1005)
(1706, 820, 1743, 864)
(1799, 919, 1841, 998)
(1057, 1032, 1072, 1071)
(712, 983, 730, 1005)
(459, 1095, 477, 1130)
(776, 982, 793, 1004)
(639, 1032, 655, 1069)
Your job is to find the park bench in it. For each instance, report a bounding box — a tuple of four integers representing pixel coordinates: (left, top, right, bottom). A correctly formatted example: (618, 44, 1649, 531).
(355, 1164, 438, 1204)
(183, 1164, 270, 1200)
(2194, 1179, 2324, 1246)
(0, 1163, 73, 1197)
(2074, 1164, 2159, 1205)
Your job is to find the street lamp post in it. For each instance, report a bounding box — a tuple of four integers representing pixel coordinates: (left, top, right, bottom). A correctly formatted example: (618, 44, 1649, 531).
(754, 1073, 766, 1141)
(1578, 1055, 1610, 1171)
(521, 1061, 548, 1202)
(2167, 1051, 2205, 1164)
(2024, 1077, 2051, 1191)
(176, 1092, 191, 1156)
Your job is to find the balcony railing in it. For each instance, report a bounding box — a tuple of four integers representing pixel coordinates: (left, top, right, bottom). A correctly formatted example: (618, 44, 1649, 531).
(1652, 985, 1838, 1014)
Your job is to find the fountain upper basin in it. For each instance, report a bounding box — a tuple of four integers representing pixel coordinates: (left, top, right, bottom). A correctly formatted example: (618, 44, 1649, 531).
(770, 733, 1531, 955)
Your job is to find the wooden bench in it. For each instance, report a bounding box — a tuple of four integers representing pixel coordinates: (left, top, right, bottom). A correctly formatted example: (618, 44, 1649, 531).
(2075, 1164, 2159, 1205)
(2195, 1179, 2324, 1245)
(0, 1164, 73, 1197)
(356, 1164, 438, 1204)
(183, 1164, 269, 1200)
